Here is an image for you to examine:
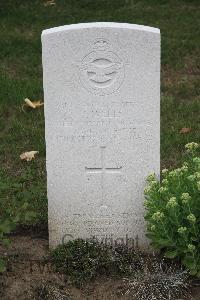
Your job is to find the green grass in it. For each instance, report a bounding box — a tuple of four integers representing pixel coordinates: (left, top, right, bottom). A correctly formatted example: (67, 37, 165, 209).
(0, 0, 199, 224)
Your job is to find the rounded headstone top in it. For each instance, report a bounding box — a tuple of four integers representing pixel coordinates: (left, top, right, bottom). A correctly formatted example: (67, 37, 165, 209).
(42, 22, 160, 37)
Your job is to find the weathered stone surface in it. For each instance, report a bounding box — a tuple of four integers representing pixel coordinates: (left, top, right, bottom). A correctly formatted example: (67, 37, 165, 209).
(42, 22, 160, 249)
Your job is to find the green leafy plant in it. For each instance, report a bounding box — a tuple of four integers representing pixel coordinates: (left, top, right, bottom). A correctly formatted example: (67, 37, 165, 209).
(0, 170, 37, 272)
(144, 142, 200, 276)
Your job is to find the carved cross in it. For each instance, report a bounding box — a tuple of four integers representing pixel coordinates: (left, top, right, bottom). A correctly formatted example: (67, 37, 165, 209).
(85, 146, 122, 207)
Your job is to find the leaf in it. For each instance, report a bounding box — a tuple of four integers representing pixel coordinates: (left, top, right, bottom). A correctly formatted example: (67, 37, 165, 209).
(157, 238, 171, 247)
(20, 151, 39, 161)
(146, 233, 156, 239)
(44, 0, 56, 6)
(31, 101, 44, 108)
(2, 238, 11, 247)
(22, 98, 44, 111)
(197, 270, 200, 277)
(21, 202, 29, 210)
(0, 222, 12, 234)
(24, 98, 36, 108)
(183, 256, 196, 270)
(164, 249, 178, 258)
(150, 242, 162, 249)
(179, 127, 192, 134)
(0, 258, 6, 273)
(191, 236, 198, 241)
(24, 211, 36, 222)
(13, 215, 20, 223)
(190, 269, 198, 276)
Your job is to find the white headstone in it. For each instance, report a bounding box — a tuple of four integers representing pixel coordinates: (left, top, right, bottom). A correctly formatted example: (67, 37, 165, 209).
(42, 22, 160, 249)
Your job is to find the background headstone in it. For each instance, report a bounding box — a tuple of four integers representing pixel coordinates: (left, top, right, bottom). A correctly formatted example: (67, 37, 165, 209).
(42, 22, 160, 249)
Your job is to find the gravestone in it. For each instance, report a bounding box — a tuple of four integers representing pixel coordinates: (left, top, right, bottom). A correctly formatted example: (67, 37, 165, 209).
(42, 22, 160, 249)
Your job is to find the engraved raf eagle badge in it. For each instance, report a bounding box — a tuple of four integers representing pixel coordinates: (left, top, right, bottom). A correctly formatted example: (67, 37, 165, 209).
(80, 39, 124, 96)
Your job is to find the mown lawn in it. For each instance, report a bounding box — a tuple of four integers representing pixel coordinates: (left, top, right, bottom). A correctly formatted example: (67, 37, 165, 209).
(0, 0, 199, 224)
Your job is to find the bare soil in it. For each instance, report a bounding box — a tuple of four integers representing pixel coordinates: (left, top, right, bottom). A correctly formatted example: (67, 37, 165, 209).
(0, 234, 200, 300)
